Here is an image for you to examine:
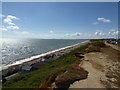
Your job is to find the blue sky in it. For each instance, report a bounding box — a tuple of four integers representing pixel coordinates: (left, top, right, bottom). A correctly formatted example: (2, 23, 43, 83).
(0, 2, 118, 39)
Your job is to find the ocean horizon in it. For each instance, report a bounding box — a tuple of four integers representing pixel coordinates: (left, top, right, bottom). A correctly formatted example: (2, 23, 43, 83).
(1, 38, 88, 68)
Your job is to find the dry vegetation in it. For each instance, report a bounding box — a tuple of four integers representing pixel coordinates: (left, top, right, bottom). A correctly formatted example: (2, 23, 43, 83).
(100, 46, 120, 88)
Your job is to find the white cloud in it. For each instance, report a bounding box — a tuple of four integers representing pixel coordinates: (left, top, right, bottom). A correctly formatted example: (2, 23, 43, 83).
(64, 29, 119, 39)
(0, 28, 7, 31)
(93, 28, 119, 39)
(65, 33, 71, 36)
(97, 17, 111, 23)
(3, 15, 19, 25)
(74, 32, 83, 36)
(111, 30, 119, 36)
(0, 25, 7, 31)
(7, 15, 19, 20)
(108, 32, 112, 35)
(95, 32, 100, 35)
(9, 28, 119, 39)
(108, 29, 117, 35)
(4, 18, 15, 25)
(94, 30, 104, 36)
(65, 32, 84, 38)
(50, 30, 53, 33)
(6, 26, 19, 30)
(2, 15, 20, 31)
(93, 22, 99, 25)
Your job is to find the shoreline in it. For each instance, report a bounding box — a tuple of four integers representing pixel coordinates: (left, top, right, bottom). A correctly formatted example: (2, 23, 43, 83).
(3, 40, 120, 88)
(2, 40, 90, 71)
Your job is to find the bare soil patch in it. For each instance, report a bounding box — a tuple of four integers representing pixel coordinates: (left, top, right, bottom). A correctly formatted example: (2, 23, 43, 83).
(70, 46, 120, 88)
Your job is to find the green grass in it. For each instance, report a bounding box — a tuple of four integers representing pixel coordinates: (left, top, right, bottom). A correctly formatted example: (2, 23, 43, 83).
(91, 40, 105, 47)
(3, 43, 89, 88)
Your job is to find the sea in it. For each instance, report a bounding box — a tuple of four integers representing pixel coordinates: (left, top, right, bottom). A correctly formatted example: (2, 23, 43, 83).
(1, 38, 88, 69)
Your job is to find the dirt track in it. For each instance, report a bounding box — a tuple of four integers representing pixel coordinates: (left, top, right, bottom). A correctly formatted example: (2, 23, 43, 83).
(105, 41, 120, 51)
(69, 45, 120, 88)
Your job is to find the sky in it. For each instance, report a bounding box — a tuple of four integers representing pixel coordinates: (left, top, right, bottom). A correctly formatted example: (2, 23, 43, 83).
(0, 2, 119, 39)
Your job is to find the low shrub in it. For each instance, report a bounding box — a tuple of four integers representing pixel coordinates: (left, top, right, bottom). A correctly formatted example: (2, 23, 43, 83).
(91, 40, 105, 47)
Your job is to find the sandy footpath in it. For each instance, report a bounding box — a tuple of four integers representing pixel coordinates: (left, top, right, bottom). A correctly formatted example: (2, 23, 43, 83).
(70, 52, 106, 88)
(70, 45, 120, 88)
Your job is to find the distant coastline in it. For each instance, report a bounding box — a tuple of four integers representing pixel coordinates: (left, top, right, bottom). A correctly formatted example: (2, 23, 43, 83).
(2, 40, 90, 70)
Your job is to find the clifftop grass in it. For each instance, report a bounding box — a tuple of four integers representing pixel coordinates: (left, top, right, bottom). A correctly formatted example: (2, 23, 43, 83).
(3, 43, 89, 88)
(91, 40, 105, 47)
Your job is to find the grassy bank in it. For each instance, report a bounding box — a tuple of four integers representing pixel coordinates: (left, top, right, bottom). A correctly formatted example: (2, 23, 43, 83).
(3, 43, 89, 88)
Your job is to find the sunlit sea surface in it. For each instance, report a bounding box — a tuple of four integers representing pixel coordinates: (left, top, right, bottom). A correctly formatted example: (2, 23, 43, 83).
(1, 38, 88, 67)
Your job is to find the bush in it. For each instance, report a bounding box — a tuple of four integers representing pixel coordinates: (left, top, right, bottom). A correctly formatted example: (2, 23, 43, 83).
(91, 41, 105, 47)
